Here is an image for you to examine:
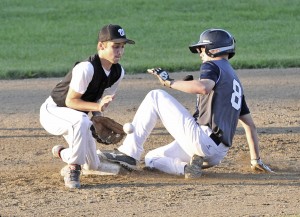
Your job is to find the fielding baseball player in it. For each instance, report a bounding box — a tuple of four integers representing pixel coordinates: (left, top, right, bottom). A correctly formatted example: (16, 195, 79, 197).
(39, 24, 135, 188)
(101, 28, 273, 178)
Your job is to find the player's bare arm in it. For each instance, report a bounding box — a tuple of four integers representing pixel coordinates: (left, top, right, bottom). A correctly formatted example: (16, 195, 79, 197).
(147, 68, 215, 94)
(239, 113, 274, 173)
(170, 79, 215, 94)
(239, 113, 260, 160)
(65, 88, 114, 112)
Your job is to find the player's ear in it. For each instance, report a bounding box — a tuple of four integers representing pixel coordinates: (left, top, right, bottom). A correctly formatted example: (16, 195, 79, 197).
(97, 41, 106, 51)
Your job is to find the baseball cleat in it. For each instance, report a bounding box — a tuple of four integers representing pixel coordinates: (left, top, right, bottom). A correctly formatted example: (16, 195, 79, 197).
(184, 155, 204, 179)
(52, 145, 65, 158)
(100, 149, 137, 171)
(63, 164, 81, 189)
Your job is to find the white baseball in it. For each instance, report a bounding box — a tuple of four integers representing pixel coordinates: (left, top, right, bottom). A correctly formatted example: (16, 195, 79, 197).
(123, 123, 134, 134)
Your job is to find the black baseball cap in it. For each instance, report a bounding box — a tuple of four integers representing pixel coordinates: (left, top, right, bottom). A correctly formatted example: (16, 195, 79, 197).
(98, 24, 135, 44)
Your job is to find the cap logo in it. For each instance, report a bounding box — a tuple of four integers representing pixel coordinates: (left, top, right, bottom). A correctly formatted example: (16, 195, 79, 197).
(118, 28, 125, 36)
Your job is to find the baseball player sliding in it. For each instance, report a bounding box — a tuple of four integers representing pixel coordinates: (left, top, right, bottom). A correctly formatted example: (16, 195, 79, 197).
(101, 28, 273, 178)
(40, 24, 135, 188)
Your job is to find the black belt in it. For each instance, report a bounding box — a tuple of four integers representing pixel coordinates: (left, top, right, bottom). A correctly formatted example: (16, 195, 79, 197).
(210, 133, 221, 145)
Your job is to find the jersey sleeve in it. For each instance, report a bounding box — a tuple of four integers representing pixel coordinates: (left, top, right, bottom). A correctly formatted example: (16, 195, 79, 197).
(240, 95, 250, 116)
(70, 62, 94, 94)
(199, 61, 220, 83)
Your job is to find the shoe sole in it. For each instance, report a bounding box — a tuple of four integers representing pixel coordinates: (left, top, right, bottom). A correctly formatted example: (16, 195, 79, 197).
(98, 150, 137, 171)
(64, 178, 81, 189)
(185, 172, 202, 179)
(119, 162, 136, 171)
(184, 166, 202, 179)
(101, 158, 137, 171)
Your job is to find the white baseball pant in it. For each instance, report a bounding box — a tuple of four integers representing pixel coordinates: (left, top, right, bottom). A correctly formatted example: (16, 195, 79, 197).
(40, 96, 100, 170)
(118, 89, 229, 175)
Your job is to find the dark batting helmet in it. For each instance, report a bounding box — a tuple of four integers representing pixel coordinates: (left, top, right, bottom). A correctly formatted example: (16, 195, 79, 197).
(189, 29, 236, 59)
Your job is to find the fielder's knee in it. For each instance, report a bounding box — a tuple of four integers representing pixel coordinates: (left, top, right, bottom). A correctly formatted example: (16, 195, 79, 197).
(75, 114, 91, 130)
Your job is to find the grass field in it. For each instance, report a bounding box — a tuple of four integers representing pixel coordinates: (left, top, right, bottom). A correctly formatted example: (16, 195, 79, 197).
(1, 0, 299, 79)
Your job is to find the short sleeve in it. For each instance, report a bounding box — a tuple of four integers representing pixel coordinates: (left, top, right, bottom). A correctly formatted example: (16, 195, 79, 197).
(240, 95, 250, 116)
(70, 62, 94, 94)
(199, 61, 220, 83)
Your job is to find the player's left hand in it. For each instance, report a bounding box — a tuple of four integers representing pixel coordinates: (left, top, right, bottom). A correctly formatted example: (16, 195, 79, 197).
(99, 94, 115, 112)
(147, 68, 174, 88)
(251, 158, 274, 173)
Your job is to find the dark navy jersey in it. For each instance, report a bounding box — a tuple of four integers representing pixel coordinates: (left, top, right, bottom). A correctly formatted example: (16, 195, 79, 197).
(197, 59, 249, 147)
(200, 61, 250, 116)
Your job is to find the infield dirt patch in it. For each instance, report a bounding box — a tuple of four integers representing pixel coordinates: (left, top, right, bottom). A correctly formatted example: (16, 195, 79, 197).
(0, 68, 299, 216)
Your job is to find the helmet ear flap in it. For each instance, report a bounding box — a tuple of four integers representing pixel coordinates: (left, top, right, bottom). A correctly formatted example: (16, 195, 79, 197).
(205, 47, 218, 58)
(206, 48, 220, 58)
(206, 49, 214, 57)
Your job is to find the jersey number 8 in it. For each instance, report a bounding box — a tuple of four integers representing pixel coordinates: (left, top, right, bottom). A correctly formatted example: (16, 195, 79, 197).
(231, 79, 242, 110)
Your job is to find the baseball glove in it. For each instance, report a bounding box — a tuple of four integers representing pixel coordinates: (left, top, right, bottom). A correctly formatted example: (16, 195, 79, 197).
(147, 68, 174, 88)
(90, 116, 125, 145)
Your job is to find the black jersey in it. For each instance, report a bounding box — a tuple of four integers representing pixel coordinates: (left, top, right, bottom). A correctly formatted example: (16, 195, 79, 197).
(197, 59, 249, 147)
(51, 54, 122, 111)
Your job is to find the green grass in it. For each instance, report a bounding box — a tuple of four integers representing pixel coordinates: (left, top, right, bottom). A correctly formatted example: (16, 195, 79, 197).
(0, 0, 299, 79)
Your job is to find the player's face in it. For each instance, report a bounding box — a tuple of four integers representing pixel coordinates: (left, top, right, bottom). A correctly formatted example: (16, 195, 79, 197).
(197, 47, 209, 63)
(99, 41, 125, 64)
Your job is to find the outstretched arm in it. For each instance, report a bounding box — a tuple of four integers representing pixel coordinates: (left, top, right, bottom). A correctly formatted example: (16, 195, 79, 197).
(239, 113, 274, 173)
(147, 68, 215, 94)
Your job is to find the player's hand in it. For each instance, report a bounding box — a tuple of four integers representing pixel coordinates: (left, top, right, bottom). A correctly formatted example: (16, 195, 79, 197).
(147, 68, 174, 88)
(251, 158, 274, 173)
(99, 95, 115, 112)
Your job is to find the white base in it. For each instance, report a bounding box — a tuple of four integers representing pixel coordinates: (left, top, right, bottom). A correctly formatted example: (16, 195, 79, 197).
(82, 159, 121, 175)
(60, 150, 121, 176)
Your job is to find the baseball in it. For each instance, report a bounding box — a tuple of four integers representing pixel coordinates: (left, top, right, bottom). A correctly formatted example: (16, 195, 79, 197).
(123, 123, 134, 134)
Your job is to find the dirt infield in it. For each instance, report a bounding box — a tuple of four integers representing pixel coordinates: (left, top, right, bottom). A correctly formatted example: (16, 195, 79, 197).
(0, 68, 299, 216)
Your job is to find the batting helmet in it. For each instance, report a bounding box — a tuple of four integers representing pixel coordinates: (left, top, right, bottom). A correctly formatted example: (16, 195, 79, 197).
(189, 29, 236, 59)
